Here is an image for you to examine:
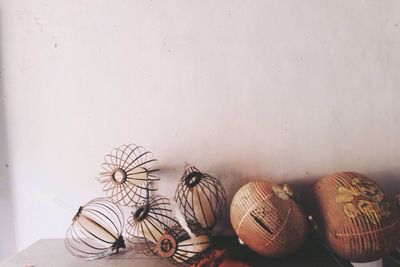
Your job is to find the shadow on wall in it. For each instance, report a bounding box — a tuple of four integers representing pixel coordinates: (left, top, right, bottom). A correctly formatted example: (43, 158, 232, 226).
(0, 10, 17, 260)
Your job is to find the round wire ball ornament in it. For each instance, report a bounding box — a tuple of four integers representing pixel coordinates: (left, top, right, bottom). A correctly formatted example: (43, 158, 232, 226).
(65, 198, 126, 259)
(125, 195, 178, 255)
(174, 164, 226, 230)
(158, 221, 211, 266)
(97, 144, 160, 206)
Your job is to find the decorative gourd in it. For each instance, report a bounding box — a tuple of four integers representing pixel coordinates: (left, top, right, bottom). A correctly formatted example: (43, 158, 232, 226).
(313, 172, 400, 262)
(230, 180, 308, 258)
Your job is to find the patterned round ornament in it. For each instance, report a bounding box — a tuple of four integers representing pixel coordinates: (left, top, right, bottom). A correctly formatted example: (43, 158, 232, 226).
(313, 172, 400, 263)
(230, 180, 308, 258)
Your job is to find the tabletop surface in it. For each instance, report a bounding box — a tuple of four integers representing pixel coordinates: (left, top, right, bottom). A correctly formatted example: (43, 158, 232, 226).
(0, 239, 175, 267)
(1, 238, 397, 267)
(0, 237, 350, 267)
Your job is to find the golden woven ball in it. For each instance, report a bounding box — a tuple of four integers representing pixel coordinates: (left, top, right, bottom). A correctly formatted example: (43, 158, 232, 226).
(313, 172, 400, 262)
(230, 180, 308, 258)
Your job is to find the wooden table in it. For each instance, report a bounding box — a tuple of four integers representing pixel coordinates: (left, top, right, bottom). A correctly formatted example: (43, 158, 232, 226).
(1, 238, 397, 267)
(0, 239, 175, 267)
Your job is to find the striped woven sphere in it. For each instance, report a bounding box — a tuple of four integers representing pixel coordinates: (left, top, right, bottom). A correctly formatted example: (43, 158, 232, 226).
(313, 172, 400, 262)
(230, 180, 308, 257)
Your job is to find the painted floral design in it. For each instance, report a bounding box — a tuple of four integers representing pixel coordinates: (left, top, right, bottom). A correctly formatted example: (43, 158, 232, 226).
(335, 177, 391, 225)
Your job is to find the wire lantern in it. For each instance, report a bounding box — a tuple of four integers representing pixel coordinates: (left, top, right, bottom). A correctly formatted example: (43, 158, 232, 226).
(174, 164, 226, 230)
(125, 195, 177, 255)
(65, 144, 225, 265)
(65, 198, 126, 259)
(157, 220, 211, 265)
(97, 144, 159, 206)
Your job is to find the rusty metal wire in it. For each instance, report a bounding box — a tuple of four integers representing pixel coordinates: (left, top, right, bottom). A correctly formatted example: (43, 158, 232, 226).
(174, 163, 226, 230)
(97, 144, 159, 206)
(65, 198, 126, 259)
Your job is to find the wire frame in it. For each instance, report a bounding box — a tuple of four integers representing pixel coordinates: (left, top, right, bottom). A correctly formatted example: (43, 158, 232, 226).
(65, 198, 126, 259)
(390, 193, 400, 264)
(174, 164, 226, 230)
(160, 220, 211, 266)
(125, 195, 178, 255)
(97, 144, 160, 206)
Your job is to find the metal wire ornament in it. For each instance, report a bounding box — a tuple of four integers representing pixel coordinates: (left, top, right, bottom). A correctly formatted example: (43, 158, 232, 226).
(125, 195, 178, 255)
(126, 195, 211, 265)
(97, 144, 159, 206)
(65, 198, 126, 259)
(174, 164, 226, 230)
(159, 221, 211, 265)
(66, 145, 221, 265)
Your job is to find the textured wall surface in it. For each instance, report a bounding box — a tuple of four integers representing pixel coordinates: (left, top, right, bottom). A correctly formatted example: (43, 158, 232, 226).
(1, 1, 400, 265)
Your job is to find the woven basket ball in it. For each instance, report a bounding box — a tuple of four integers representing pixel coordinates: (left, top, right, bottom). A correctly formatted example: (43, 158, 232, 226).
(313, 172, 400, 262)
(230, 180, 308, 258)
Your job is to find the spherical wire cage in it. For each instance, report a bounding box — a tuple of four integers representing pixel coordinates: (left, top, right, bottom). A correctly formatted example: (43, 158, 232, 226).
(66, 147, 219, 265)
(174, 163, 226, 230)
(97, 144, 159, 206)
(126, 195, 212, 265)
(160, 220, 211, 266)
(125, 195, 177, 255)
(65, 198, 126, 259)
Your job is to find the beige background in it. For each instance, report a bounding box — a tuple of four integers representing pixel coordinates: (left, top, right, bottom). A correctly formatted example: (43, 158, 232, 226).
(1, 1, 399, 265)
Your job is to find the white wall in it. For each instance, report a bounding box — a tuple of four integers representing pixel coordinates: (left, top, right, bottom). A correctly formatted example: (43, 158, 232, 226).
(1, 0, 400, 264)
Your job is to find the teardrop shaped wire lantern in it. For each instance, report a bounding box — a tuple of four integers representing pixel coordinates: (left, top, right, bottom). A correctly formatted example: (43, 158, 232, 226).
(97, 144, 160, 206)
(125, 195, 177, 255)
(65, 198, 126, 259)
(174, 164, 226, 230)
(159, 220, 211, 265)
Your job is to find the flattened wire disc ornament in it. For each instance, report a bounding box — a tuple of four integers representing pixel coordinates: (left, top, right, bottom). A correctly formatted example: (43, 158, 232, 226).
(174, 164, 226, 230)
(65, 198, 126, 259)
(97, 144, 160, 206)
(159, 221, 211, 265)
(126, 195, 178, 255)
